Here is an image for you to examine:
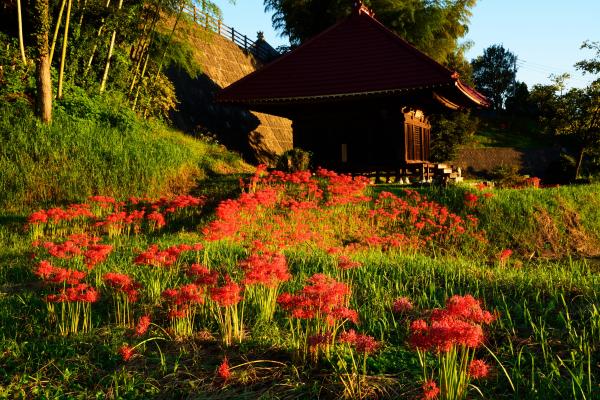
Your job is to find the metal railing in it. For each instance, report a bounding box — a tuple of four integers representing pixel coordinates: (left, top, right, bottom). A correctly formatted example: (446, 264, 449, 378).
(182, 4, 277, 63)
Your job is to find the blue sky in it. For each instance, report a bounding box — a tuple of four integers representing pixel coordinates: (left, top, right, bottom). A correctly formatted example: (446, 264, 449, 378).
(215, 0, 600, 88)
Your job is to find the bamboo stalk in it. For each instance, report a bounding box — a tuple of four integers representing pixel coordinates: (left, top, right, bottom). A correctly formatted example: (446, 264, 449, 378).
(57, 0, 73, 99)
(99, 0, 124, 93)
(49, 0, 67, 65)
(83, 0, 111, 77)
(17, 0, 27, 64)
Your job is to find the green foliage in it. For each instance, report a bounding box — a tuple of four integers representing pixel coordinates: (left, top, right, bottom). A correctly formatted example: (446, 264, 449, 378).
(527, 44, 600, 179)
(488, 165, 523, 187)
(429, 111, 478, 162)
(135, 71, 179, 120)
(505, 81, 530, 115)
(1, 0, 207, 121)
(0, 33, 36, 96)
(575, 40, 600, 75)
(275, 148, 312, 172)
(0, 97, 249, 209)
(264, 0, 478, 64)
(471, 44, 518, 110)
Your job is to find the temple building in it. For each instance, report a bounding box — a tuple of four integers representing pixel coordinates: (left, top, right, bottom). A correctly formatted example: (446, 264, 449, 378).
(218, 2, 488, 179)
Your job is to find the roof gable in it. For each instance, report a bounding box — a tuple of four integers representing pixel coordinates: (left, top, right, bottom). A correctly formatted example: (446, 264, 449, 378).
(218, 8, 487, 107)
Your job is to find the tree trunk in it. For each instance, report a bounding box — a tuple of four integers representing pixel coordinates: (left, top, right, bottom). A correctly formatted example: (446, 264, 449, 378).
(574, 146, 585, 180)
(99, 0, 124, 93)
(57, 0, 73, 99)
(36, 53, 53, 123)
(17, 0, 27, 64)
(33, 0, 52, 123)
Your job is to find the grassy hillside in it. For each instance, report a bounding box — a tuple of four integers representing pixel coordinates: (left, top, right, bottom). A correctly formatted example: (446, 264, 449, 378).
(379, 183, 600, 258)
(0, 96, 252, 211)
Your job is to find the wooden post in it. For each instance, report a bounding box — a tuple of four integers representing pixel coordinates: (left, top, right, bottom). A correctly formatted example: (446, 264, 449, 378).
(244, 35, 247, 50)
(193, 6, 196, 22)
(218, 20, 221, 35)
(205, 13, 209, 29)
(231, 27, 235, 42)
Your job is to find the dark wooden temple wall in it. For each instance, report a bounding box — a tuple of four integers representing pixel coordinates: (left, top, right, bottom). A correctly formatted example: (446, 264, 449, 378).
(291, 104, 426, 171)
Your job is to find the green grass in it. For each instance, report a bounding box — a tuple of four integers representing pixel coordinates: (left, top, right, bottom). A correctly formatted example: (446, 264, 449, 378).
(377, 183, 600, 257)
(0, 177, 599, 398)
(467, 128, 548, 149)
(0, 97, 251, 211)
(466, 116, 550, 149)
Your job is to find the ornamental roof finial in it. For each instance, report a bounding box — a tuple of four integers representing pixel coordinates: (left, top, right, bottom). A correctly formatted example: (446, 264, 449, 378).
(353, 1, 375, 17)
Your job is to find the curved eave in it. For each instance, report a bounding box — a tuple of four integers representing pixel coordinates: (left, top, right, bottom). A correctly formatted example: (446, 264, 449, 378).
(455, 79, 490, 108)
(217, 82, 454, 106)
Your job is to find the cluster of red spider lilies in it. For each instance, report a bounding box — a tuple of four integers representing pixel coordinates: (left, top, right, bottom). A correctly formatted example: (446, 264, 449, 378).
(27, 167, 497, 399)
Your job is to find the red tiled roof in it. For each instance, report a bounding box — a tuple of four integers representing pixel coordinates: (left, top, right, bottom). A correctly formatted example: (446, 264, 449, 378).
(218, 8, 488, 108)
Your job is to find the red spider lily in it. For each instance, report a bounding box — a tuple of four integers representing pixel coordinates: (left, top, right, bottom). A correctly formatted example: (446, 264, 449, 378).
(474, 182, 488, 191)
(483, 192, 494, 198)
(217, 357, 231, 380)
(468, 359, 490, 379)
(188, 263, 218, 286)
(146, 211, 166, 228)
(210, 276, 243, 307)
(239, 251, 291, 287)
(134, 315, 151, 336)
(103, 272, 142, 302)
(89, 195, 116, 205)
(422, 379, 440, 399)
(84, 244, 113, 269)
(308, 333, 332, 352)
(162, 284, 204, 309)
(46, 283, 100, 303)
(463, 192, 478, 208)
(277, 274, 356, 323)
(409, 317, 484, 352)
(34, 260, 87, 285)
(33, 259, 56, 279)
(134, 244, 192, 267)
(498, 248, 513, 262)
(202, 188, 279, 241)
(329, 307, 359, 324)
(67, 233, 101, 247)
(409, 295, 495, 353)
(42, 240, 83, 259)
(337, 255, 362, 270)
(27, 210, 49, 224)
(393, 297, 414, 313)
(119, 345, 135, 361)
(338, 329, 380, 354)
(159, 195, 205, 212)
(444, 295, 495, 324)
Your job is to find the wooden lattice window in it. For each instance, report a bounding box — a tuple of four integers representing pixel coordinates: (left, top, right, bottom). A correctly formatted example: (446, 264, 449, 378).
(403, 109, 431, 162)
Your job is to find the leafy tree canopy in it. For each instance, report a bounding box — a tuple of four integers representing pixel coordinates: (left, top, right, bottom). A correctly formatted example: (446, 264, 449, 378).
(528, 43, 600, 179)
(471, 44, 517, 110)
(264, 0, 478, 65)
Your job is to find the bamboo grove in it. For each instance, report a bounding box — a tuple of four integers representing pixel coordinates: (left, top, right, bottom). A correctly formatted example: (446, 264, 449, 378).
(2, 0, 218, 121)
